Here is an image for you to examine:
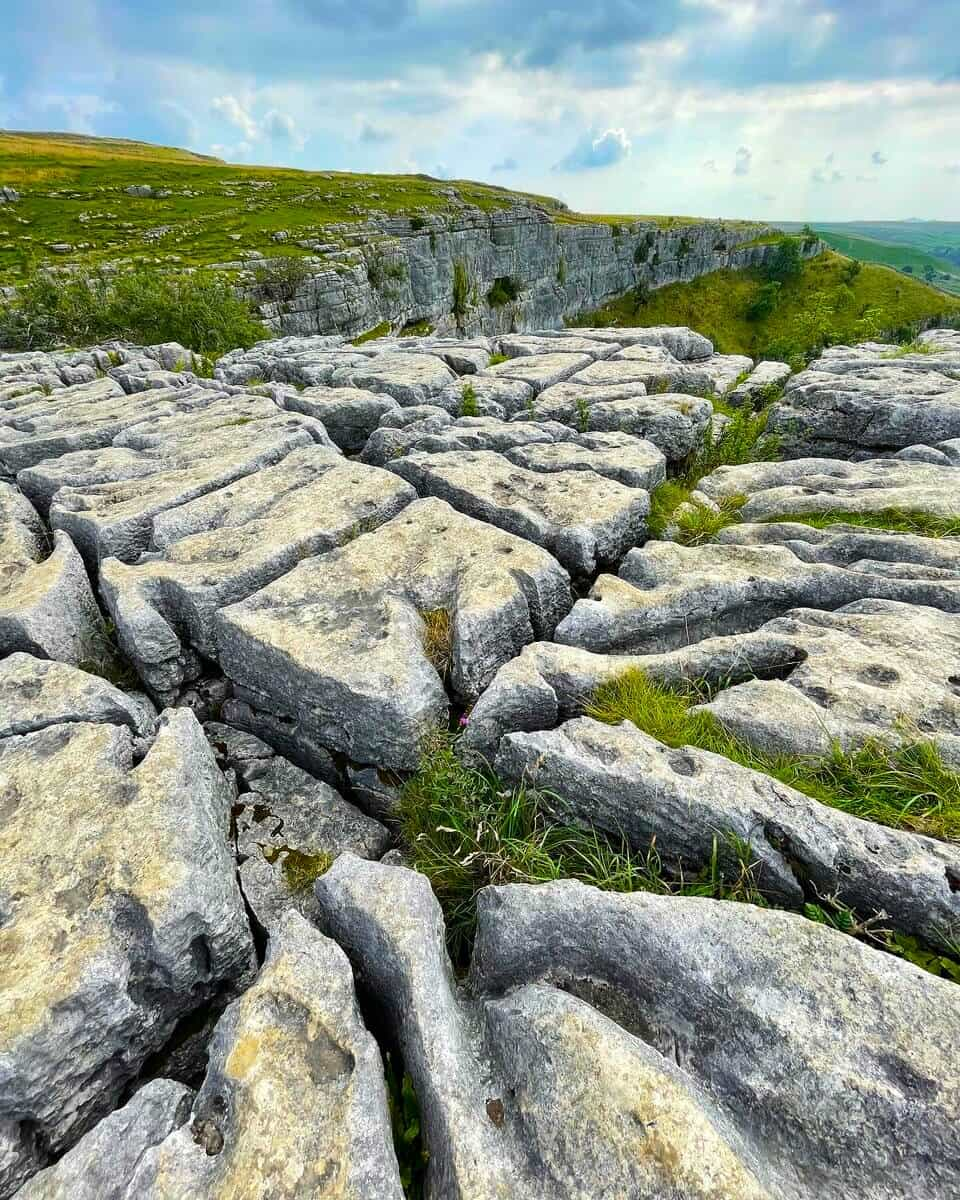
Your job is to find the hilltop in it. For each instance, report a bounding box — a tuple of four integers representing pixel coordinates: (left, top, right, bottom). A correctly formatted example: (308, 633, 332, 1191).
(0, 129, 714, 286)
(574, 249, 960, 365)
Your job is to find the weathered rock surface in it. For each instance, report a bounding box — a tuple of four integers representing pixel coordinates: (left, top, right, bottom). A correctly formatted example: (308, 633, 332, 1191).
(14, 1080, 194, 1200)
(216, 498, 571, 769)
(389, 449, 649, 578)
(495, 716, 960, 945)
(695, 455, 960, 522)
(0, 707, 254, 1197)
(770, 349, 960, 457)
(100, 448, 414, 701)
(484, 351, 593, 393)
(556, 527, 960, 652)
(726, 359, 791, 407)
(283, 385, 399, 451)
(463, 598, 960, 764)
(331, 350, 457, 405)
(0, 483, 109, 666)
(206, 723, 390, 930)
(28, 914, 405, 1198)
(0, 652, 154, 740)
(470, 879, 960, 1200)
(504, 431, 665, 489)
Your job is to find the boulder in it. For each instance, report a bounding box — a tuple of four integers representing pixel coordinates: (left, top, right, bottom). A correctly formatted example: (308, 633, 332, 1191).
(726, 359, 791, 407)
(0, 707, 255, 1196)
(215, 498, 571, 769)
(389, 449, 649, 578)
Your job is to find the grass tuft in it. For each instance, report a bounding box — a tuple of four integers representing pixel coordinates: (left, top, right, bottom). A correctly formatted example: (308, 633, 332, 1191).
(767, 508, 960, 539)
(586, 668, 960, 842)
(352, 320, 391, 346)
(420, 609, 452, 677)
(397, 728, 767, 962)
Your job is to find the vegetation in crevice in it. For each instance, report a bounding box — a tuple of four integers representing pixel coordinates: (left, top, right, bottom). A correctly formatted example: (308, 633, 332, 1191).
(487, 275, 521, 308)
(765, 508, 960, 539)
(585, 668, 960, 844)
(419, 609, 452, 678)
(384, 1051, 429, 1198)
(261, 847, 333, 894)
(487, 352, 510, 366)
(451, 260, 470, 324)
(251, 254, 312, 303)
(352, 321, 392, 346)
(458, 383, 479, 418)
(397, 728, 766, 964)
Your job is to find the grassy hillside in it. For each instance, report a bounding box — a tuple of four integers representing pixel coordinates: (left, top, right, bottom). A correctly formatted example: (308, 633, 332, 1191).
(0, 129, 745, 287)
(572, 251, 960, 366)
(814, 231, 960, 296)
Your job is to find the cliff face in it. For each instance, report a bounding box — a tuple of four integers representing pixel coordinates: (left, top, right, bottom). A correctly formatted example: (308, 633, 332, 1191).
(252, 204, 817, 338)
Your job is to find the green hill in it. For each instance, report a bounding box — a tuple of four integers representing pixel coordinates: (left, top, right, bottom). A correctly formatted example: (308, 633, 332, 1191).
(572, 251, 960, 366)
(0, 129, 714, 287)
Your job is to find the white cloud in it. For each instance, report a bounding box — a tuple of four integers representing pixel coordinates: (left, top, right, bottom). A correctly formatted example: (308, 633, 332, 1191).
(733, 145, 752, 175)
(555, 127, 631, 171)
(211, 94, 259, 140)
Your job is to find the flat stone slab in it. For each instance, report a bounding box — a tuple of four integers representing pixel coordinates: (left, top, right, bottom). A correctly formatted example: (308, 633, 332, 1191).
(0, 482, 109, 666)
(496, 334, 619, 359)
(556, 528, 960, 652)
(568, 324, 715, 360)
(389, 449, 649, 578)
(315, 854, 960, 1200)
(484, 352, 593, 394)
(770, 351, 960, 456)
(0, 708, 254, 1195)
(48, 407, 335, 566)
(582, 392, 713, 460)
(436, 374, 534, 418)
(331, 350, 457, 405)
(470, 876, 960, 1200)
(206, 723, 390, 931)
(504, 431, 666, 490)
(100, 448, 414, 702)
(727, 359, 792, 407)
(496, 716, 960, 946)
(695, 456, 960, 521)
(462, 599, 960, 766)
(216, 497, 571, 769)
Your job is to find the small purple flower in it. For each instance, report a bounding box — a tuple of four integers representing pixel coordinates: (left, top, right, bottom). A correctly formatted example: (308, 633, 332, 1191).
(459, 714, 469, 727)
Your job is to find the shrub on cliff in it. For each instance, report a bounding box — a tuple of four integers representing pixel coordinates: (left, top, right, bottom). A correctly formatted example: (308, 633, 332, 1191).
(0, 267, 268, 353)
(764, 237, 803, 283)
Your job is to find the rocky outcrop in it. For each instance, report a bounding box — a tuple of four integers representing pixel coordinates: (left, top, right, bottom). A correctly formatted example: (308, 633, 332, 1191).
(770, 335, 960, 458)
(246, 209, 821, 339)
(315, 854, 960, 1200)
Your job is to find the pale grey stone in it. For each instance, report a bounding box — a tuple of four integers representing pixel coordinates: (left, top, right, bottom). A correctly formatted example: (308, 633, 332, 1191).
(555, 531, 960, 653)
(124, 912, 404, 1199)
(216, 497, 571, 769)
(100, 448, 414, 702)
(437, 375, 535, 417)
(470, 879, 960, 1200)
(495, 716, 960, 946)
(282, 385, 399, 452)
(14, 1080, 194, 1200)
(726, 359, 791, 407)
(0, 709, 255, 1197)
(504, 431, 666, 490)
(332, 350, 457, 405)
(695, 456, 960, 522)
(485, 352, 593, 394)
(389, 449, 649, 578)
(0, 653, 154, 740)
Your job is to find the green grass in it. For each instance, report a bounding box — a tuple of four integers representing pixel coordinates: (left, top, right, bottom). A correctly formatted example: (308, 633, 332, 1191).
(0, 265, 267, 353)
(807, 230, 960, 296)
(572, 251, 960, 367)
(397, 728, 767, 962)
(458, 382, 479, 418)
(586, 669, 960, 843)
(767, 509, 960, 539)
(351, 321, 392, 346)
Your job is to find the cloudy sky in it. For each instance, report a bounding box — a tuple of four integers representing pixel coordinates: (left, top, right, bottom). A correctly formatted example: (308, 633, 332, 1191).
(2, 0, 958, 220)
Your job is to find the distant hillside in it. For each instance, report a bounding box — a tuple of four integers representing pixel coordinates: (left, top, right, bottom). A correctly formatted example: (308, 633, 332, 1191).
(572, 250, 960, 365)
(0, 129, 714, 287)
(778, 220, 960, 297)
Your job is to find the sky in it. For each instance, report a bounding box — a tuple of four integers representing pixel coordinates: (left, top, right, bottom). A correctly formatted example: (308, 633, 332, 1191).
(1, 0, 958, 221)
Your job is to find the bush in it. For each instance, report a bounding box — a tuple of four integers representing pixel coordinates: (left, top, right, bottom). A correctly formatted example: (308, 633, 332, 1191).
(764, 237, 803, 283)
(487, 276, 521, 308)
(251, 255, 312, 303)
(459, 383, 479, 417)
(0, 267, 268, 354)
(745, 281, 781, 322)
